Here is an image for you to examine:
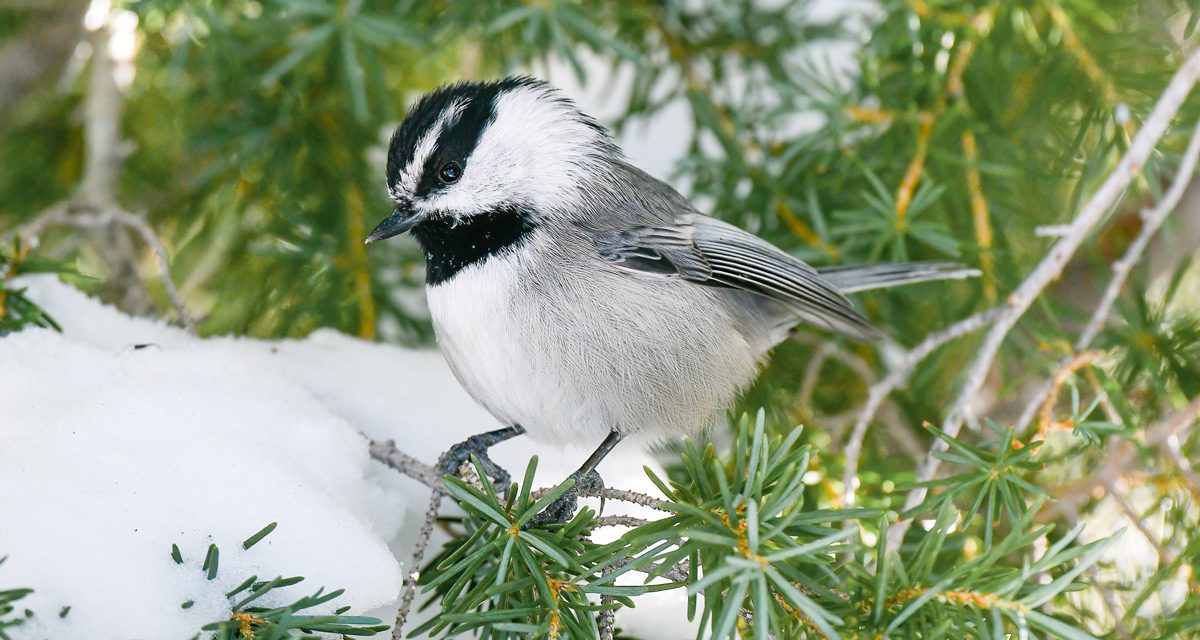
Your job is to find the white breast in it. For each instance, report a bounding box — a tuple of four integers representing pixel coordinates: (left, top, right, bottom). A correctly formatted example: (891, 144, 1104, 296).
(425, 251, 533, 432)
(426, 234, 764, 445)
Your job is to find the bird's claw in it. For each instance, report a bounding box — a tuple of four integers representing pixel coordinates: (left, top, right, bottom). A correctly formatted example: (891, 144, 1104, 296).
(437, 438, 512, 488)
(526, 470, 604, 527)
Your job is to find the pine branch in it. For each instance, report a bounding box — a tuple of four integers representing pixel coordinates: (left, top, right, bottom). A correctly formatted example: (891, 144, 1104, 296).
(841, 308, 1001, 507)
(1015, 116, 1200, 432)
(890, 48, 1200, 549)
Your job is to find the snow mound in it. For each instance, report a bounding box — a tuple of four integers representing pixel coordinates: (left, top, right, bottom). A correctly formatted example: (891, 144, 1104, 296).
(0, 277, 694, 639)
(0, 289, 402, 637)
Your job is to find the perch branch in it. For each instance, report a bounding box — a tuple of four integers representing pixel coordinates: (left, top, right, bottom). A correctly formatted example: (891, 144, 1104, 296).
(368, 435, 671, 638)
(368, 439, 441, 490)
(530, 485, 670, 512)
(595, 515, 652, 528)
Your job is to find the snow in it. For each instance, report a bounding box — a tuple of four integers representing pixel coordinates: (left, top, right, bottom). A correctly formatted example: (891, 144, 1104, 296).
(0, 276, 695, 639)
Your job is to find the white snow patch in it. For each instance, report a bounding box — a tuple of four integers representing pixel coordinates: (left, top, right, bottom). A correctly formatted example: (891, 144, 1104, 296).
(0, 277, 695, 639)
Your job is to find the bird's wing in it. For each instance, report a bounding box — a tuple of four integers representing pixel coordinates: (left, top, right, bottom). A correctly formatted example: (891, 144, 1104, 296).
(816, 262, 980, 293)
(590, 213, 880, 341)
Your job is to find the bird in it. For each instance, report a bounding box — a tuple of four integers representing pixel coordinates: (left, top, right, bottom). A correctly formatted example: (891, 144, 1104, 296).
(365, 76, 976, 525)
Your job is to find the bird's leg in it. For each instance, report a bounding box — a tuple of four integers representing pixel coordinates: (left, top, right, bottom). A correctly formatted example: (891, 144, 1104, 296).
(527, 429, 625, 527)
(437, 424, 526, 488)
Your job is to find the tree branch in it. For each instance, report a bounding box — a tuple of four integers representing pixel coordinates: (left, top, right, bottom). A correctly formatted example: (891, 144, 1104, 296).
(890, 48, 1200, 549)
(368, 439, 441, 490)
(391, 487, 445, 639)
(1014, 116, 1200, 432)
(841, 309, 1001, 507)
(367, 435, 670, 637)
(3, 4, 200, 331)
(12, 206, 197, 333)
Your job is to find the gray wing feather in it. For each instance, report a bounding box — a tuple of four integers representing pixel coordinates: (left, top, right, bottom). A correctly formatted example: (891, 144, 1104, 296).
(816, 262, 981, 293)
(592, 213, 880, 341)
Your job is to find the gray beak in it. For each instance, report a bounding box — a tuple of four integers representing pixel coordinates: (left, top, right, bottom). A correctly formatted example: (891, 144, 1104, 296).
(365, 206, 421, 244)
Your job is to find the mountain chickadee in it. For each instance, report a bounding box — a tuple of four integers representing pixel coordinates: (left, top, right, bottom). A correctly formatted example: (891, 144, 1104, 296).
(366, 77, 976, 524)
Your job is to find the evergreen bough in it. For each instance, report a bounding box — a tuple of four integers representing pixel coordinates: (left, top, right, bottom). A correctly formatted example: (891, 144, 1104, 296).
(417, 413, 1113, 639)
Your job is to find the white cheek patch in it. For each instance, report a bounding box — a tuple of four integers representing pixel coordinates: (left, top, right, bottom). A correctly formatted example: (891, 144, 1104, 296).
(418, 85, 607, 217)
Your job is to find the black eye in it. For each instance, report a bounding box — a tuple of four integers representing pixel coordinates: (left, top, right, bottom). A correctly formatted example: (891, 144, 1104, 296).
(439, 161, 462, 183)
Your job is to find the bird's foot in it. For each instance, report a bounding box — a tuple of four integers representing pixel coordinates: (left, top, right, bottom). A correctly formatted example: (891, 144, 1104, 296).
(526, 470, 604, 527)
(437, 437, 512, 488)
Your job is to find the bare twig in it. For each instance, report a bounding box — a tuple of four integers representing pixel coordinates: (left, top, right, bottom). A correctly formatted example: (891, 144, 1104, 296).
(598, 563, 618, 640)
(641, 558, 690, 583)
(890, 49, 1200, 549)
(13, 206, 198, 332)
(392, 487, 446, 639)
(1107, 483, 1170, 566)
(798, 341, 836, 413)
(1015, 117, 1200, 431)
(841, 309, 1001, 507)
(790, 333, 877, 384)
(1079, 118, 1200, 347)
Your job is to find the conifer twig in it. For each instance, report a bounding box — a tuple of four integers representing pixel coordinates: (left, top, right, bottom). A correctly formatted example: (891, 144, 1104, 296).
(367, 435, 671, 637)
(598, 564, 617, 640)
(891, 48, 1200, 549)
(595, 515, 651, 528)
(841, 308, 1001, 507)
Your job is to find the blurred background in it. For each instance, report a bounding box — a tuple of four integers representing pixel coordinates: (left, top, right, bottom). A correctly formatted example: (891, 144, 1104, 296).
(4, 0, 1200, 636)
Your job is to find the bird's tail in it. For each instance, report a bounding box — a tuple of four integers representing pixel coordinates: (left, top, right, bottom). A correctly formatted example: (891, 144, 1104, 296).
(817, 262, 980, 294)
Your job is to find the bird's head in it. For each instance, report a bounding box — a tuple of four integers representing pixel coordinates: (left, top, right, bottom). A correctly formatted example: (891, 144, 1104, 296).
(366, 76, 619, 244)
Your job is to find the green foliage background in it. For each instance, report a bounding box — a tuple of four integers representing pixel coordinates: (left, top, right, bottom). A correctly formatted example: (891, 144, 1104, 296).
(3, 0, 1200, 638)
